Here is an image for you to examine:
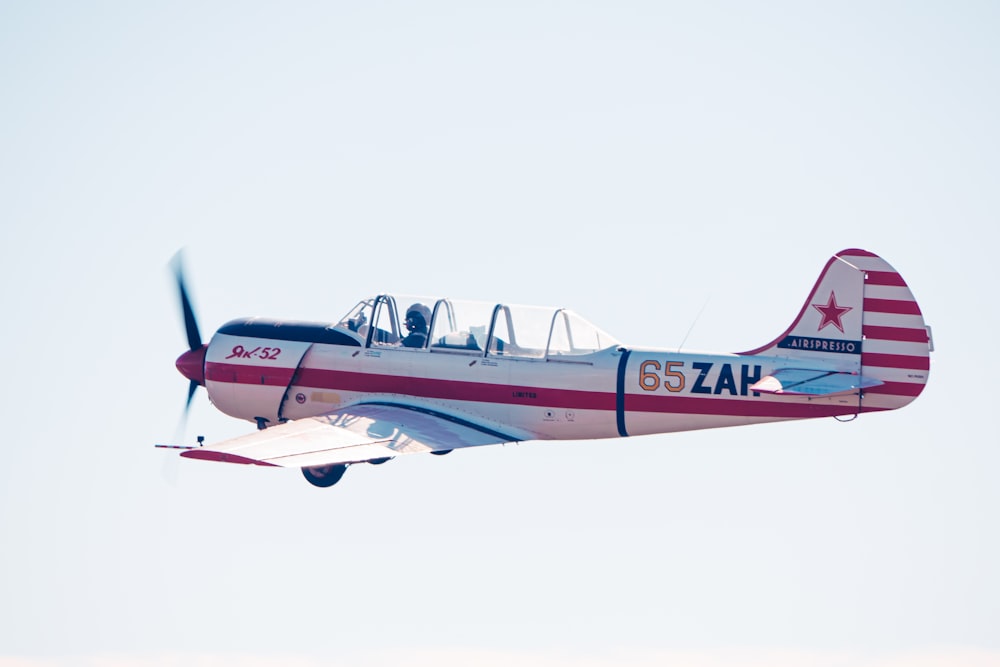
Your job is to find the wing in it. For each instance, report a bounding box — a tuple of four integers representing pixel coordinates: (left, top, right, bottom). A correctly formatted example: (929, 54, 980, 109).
(750, 368, 883, 396)
(180, 403, 518, 468)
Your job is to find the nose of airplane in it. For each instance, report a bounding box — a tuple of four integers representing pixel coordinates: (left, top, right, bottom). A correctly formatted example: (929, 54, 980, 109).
(176, 345, 207, 385)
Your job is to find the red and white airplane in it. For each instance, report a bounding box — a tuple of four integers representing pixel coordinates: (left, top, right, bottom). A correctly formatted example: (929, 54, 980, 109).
(164, 249, 932, 487)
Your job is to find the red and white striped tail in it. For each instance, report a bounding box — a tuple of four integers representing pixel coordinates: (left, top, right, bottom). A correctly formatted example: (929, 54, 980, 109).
(741, 249, 930, 411)
(845, 249, 931, 410)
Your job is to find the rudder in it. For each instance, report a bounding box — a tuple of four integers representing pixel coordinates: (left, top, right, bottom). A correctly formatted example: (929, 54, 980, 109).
(848, 249, 931, 410)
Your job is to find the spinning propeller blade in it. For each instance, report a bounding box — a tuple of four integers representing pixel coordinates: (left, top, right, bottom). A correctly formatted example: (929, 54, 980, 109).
(172, 253, 202, 351)
(170, 251, 207, 424)
(186, 379, 199, 412)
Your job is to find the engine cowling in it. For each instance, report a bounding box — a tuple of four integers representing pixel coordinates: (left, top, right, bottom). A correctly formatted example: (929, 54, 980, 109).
(204, 330, 313, 426)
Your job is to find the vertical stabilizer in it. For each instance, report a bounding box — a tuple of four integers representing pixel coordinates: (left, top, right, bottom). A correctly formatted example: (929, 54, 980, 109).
(741, 249, 930, 410)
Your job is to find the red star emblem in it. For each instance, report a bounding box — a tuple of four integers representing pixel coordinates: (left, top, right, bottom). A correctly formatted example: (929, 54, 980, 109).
(812, 291, 852, 333)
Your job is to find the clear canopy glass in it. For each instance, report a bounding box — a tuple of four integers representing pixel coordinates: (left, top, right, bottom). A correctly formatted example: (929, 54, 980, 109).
(335, 295, 620, 359)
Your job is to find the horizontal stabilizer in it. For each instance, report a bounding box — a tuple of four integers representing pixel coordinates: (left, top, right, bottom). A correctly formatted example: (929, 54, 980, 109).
(750, 368, 883, 396)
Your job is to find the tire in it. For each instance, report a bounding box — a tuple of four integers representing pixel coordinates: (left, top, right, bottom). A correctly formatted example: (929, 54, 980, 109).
(302, 464, 348, 487)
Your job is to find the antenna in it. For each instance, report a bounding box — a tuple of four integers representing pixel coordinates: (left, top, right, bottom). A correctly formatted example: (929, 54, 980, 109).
(678, 295, 711, 352)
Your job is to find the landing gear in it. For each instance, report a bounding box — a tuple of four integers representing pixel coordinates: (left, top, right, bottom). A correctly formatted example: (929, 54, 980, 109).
(302, 464, 348, 488)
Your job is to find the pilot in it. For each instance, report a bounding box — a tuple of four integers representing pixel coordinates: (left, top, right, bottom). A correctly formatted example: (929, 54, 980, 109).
(401, 303, 431, 348)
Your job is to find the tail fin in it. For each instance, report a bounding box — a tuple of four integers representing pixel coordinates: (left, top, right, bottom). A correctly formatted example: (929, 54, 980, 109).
(740, 249, 931, 410)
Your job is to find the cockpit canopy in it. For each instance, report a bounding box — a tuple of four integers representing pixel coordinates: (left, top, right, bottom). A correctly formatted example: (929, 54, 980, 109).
(336, 295, 620, 359)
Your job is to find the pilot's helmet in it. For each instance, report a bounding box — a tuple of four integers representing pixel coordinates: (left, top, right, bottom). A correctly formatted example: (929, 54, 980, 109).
(405, 303, 431, 331)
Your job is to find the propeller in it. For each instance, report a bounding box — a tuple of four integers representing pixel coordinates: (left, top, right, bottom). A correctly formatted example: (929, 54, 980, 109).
(175, 257, 202, 351)
(170, 251, 207, 421)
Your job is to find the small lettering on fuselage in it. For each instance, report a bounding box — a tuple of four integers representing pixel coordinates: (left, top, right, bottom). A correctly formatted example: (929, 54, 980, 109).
(639, 360, 762, 397)
(226, 345, 282, 361)
(512, 391, 538, 399)
(778, 336, 861, 354)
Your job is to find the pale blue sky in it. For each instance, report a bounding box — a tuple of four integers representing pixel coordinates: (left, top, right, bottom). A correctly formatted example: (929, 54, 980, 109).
(1, 2, 998, 665)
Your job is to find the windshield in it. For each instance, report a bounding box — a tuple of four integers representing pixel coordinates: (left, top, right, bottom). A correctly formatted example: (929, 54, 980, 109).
(335, 298, 376, 336)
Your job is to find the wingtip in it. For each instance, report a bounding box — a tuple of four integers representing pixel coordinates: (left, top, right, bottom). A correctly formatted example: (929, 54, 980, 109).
(180, 449, 279, 467)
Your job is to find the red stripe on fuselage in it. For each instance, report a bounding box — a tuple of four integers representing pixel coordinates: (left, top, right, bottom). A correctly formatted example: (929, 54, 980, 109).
(294, 367, 617, 410)
(210, 363, 897, 420)
(206, 362, 297, 386)
(863, 325, 929, 343)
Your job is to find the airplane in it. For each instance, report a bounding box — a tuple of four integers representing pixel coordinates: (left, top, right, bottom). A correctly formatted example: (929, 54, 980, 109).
(162, 248, 932, 488)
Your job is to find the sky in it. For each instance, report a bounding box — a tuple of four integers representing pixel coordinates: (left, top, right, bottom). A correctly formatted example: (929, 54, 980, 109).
(1, 1, 998, 665)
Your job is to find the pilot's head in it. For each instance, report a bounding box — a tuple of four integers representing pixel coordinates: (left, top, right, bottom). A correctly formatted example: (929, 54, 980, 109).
(405, 303, 431, 332)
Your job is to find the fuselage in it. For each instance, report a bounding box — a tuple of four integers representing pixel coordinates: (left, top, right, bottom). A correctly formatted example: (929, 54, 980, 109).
(191, 311, 912, 444)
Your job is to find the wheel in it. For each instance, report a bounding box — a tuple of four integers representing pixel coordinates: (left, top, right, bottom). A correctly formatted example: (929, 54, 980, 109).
(302, 464, 348, 487)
